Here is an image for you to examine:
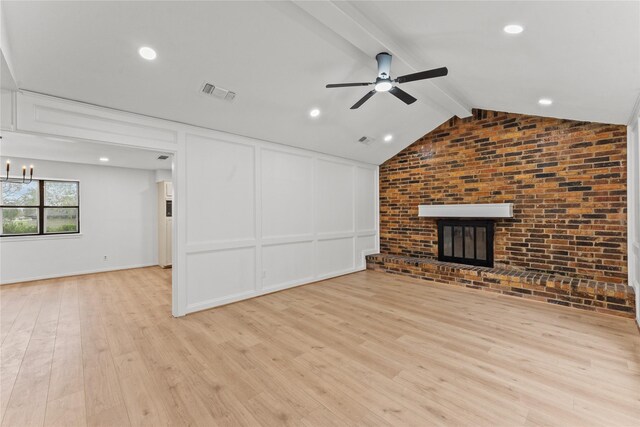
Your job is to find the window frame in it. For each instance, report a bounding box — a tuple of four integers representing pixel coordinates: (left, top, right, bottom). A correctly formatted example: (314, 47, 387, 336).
(1, 179, 80, 237)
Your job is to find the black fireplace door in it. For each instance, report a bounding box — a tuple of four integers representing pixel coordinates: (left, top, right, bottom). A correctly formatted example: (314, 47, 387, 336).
(437, 220, 494, 267)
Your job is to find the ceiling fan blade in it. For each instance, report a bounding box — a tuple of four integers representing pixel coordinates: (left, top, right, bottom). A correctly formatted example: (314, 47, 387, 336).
(326, 82, 372, 88)
(394, 67, 448, 84)
(389, 86, 417, 105)
(350, 90, 376, 109)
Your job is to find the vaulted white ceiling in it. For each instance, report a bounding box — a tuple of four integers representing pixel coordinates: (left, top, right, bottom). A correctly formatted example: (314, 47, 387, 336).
(2, 1, 639, 165)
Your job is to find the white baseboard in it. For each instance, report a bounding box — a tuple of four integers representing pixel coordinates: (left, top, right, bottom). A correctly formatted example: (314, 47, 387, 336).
(0, 263, 158, 285)
(184, 265, 366, 315)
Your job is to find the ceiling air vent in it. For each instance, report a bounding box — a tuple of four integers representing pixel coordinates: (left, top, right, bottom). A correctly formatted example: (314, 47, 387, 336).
(157, 155, 170, 160)
(357, 136, 375, 146)
(201, 83, 215, 95)
(200, 82, 236, 102)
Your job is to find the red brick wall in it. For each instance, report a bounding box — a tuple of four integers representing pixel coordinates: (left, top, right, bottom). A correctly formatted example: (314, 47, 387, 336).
(379, 109, 627, 284)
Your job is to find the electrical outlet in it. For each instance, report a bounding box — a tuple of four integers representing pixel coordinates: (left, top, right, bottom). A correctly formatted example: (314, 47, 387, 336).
(103, 255, 108, 261)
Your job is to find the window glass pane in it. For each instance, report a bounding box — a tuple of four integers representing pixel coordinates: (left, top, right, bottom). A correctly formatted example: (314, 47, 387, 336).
(0, 181, 39, 206)
(464, 227, 475, 259)
(476, 227, 487, 260)
(453, 226, 463, 258)
(443, 226, 452, 256)
(1, 208, 39, 235)
(44, 208, 78, 233)
(45, 181, 78, 206)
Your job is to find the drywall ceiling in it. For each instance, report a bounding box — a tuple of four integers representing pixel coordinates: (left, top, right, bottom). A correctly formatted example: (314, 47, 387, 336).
(1, 131, 173, 170)
(2, 1, 638, 165)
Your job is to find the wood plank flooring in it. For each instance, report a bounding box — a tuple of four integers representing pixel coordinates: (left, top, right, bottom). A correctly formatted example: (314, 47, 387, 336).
(1, 267, 639, 426)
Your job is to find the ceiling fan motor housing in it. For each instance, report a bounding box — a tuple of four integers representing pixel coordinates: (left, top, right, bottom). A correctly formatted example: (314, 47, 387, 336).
(376, 52, 392, 79)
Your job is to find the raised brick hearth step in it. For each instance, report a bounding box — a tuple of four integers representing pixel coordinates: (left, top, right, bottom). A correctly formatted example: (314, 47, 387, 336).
(366, 254, 636, 318)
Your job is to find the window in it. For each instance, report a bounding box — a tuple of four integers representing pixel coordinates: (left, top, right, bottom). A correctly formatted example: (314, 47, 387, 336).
(1, 180, 79, 237)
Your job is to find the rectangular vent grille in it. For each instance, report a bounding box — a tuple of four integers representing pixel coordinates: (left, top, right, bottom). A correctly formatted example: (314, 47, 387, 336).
(157, 155, 170, 160)
(201, 82, 236, 102)
(357, 136, 375, 145)
(202, 83, 215, 95)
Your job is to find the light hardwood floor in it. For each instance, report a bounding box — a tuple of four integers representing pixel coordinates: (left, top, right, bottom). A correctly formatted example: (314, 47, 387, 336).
(1, 267, 639, 427)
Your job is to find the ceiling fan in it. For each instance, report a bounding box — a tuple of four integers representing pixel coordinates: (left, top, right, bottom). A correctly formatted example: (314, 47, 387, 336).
(326, 52, 448, 109)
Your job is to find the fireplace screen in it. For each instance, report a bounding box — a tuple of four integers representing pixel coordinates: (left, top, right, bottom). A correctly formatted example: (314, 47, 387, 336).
(437, 220, 494, 267)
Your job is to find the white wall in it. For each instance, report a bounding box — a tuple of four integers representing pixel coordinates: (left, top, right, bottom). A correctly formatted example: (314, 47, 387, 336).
(628, 118, 640, 325)
(155, 168, 172, 182)
(3, 91, 379, 316)
(0, 157, 158, 284)
(182, 132, 378, 313)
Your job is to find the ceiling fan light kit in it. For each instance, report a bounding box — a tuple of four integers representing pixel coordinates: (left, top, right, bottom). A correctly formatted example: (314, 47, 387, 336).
(326, 52, 448, 109)
(374, 80, 392, 92)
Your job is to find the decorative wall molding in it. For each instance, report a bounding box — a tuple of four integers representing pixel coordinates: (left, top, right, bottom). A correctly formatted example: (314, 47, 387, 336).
(183, 131, 378, 314)
(16, 91, 179, 150)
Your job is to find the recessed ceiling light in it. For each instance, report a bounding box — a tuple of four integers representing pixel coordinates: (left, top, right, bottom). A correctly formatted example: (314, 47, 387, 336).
(383, 134, 393, 142)
(99, 157, 109, 162)
(138, 46, 157, 60)
(538, 98, 553, 106)
(503, 24, 524, 34)
(309, 108, 320, 118)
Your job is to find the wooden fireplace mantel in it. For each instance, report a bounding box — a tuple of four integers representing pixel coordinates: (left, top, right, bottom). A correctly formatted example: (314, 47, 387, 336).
(418, 203, 513, 218)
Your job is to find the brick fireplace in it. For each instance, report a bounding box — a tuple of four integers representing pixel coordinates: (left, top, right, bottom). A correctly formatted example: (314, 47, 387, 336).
(368, 109, 635, 317)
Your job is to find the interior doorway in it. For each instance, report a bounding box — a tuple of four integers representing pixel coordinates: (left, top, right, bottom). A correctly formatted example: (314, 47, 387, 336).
(0, 130, 175, 311)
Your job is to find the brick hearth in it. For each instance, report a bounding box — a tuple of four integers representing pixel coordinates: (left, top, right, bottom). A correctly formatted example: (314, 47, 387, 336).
(366, 254, 635, 318)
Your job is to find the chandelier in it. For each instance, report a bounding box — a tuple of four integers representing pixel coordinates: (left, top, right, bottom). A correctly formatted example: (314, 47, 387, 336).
(0, 136, 35, 184)
(1, 160, 34, 184)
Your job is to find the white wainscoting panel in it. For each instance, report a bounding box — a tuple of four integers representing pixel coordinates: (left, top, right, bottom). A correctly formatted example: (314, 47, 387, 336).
(317, 237, 355, 277)
(316, 159, 355, 234)
(185, 134, 256, 244)
(356, 166, 376, 232)
(262, 241, 314, 290)
(183, 138, 377, 313)
(356, 235, 377, 269)
(261, 149, 313, 239)
(186, 247, 256, 308)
